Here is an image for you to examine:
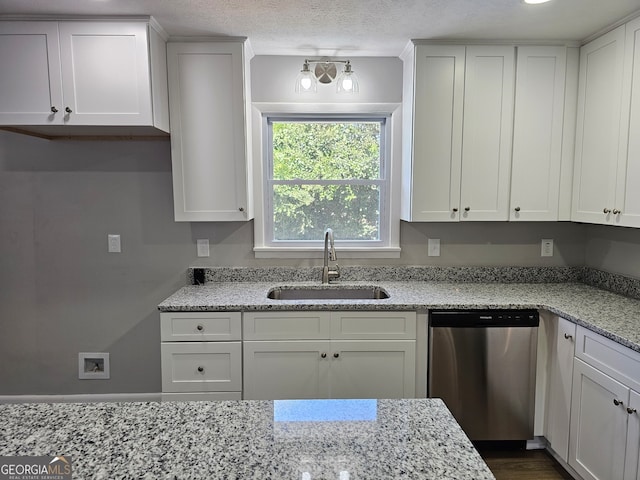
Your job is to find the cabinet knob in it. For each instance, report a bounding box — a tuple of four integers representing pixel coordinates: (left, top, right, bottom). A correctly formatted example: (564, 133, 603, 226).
(333, 352, 340, 358)
(613, 398, 623, 406)
(564, 333, 573, 340)
(628, 407, 637, 414)
(50, 106, 58, 113)
(613, 209, 621, 215)
(197, 366, 204, 373)
(514, 206, 521, 212)
(452, 208, 458, 213)
(238, 207, 245, 212)
(196, 324, 204, 331)
(464, 207, 470, 212)
(603, 208, 611, 214)
(320, 352, 327, 358)
(65, 107, 72, 114)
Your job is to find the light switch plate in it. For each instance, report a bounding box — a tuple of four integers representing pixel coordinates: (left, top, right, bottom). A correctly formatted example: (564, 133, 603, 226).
(428, 238, 441, 257)
(108, 234, 121, 253)
(197, 239, 210, 257)
(541, 239, 554, 257)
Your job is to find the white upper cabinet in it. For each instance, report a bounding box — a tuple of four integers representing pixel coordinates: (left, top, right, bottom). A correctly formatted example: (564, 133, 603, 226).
(459, 45, 515, 221)
(618, 16, 640, 229)
(510, 46, 577, 221)
(167, 41, 253, 222)
(402, 43, 515, 221)
(572, 25, 626, 225)
(0, 19, 169, 135)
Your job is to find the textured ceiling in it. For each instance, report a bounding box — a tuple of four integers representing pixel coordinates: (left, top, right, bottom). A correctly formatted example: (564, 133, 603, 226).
(1, 0, 639, 56)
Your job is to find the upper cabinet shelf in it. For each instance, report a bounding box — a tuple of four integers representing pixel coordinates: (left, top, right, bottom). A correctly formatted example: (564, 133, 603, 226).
(0, 18, 170, 138)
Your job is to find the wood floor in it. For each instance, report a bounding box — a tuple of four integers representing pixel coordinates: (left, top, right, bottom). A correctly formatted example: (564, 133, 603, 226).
(478, 448, 574, 480)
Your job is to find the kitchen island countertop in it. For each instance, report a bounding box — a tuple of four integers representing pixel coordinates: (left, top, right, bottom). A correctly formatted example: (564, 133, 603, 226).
(158, 280, 640, 353)
(0, 398, 495, 480)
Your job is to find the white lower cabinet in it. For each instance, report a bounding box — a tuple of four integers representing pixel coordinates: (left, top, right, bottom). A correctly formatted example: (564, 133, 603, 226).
(243, 311, 417, 400)
(545, 315, 576, 462)
(160, 312, 242, 400)
(567, 325, 640, 480)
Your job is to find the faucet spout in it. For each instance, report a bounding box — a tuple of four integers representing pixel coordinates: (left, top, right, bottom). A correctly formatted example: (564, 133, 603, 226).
(322, 228, 340, 284)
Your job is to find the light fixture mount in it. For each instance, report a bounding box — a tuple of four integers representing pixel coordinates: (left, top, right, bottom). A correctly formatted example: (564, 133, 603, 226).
(295, 58, 359, 94)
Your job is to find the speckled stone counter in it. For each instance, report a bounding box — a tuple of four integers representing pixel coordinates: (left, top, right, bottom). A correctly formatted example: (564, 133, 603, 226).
(0, 398, 495, 480)
(159, 280, 640, 354)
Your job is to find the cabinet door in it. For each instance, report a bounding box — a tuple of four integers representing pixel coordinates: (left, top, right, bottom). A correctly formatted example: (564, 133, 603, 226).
(167, 42, 251, 221)
(0, 22, 64, 125)
(406, 45, 465, 221)
(569, 358, 628, 480)
(329, 340, 416, 399)
(572, 25, 626, 225)
(619, 17, 640, 228)
(161, 341, 242, 393)
(545, 317, 576, 462)
(510, 46, 567, 221)
(243, 341, 330, 400)
(624, 389, 640, 480)
(460, 45, 515, 221)
(57, 22, 153, 126)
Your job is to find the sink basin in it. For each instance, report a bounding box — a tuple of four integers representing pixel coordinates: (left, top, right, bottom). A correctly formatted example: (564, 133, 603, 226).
(267, 286, 390, 300)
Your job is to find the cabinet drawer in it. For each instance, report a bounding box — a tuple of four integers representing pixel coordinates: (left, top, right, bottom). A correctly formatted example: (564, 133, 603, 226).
(161, 342, 241, 393)
(331, 312, 417, 340)
(575, 326, 640, 392)
(243, 311, 330, 340)
(160, 312, 241, 341)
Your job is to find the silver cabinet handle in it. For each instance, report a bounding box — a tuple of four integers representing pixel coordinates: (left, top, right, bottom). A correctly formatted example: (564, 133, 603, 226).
(613, 209, 621, 215)
(514, 206, 521, 212)
(603, 208, 611, 214)
(333, 352, 340, 358)
(65, 107, 72, 113)
(464, 207, 470, 212)
(51, 106, 58, 113)
(564, 333, 573, 340)
(197, 366, 204, 373)
(320, 353, 327, 358)
(196, 324, 204, 331)
(613, 399, 623, 406)
(628, 407, 637, 414)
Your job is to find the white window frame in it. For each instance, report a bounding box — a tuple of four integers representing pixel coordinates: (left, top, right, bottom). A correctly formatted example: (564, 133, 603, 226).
(251, 103, 402, 259)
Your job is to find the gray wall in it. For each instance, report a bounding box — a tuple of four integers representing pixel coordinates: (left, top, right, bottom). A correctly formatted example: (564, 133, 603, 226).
(1, 133, 639, 395)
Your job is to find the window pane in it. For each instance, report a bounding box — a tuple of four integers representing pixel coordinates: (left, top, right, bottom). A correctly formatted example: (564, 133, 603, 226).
(272, 184, 380, 241)
(272, 121, 381, 181)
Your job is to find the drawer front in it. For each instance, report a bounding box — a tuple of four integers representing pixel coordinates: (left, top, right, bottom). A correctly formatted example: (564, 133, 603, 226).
(243, 311, 331, 340)
(161, 342, 242, 393)
(160, 312, 241, 341)
(331, 312, 417, 340)
(575, 326, 640, 392)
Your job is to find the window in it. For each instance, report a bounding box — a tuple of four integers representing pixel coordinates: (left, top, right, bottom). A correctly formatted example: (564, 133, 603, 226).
(263, 115, 391, 250)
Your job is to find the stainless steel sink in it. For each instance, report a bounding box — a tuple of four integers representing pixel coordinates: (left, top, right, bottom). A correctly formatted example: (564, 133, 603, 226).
(267, 286, 390, 300)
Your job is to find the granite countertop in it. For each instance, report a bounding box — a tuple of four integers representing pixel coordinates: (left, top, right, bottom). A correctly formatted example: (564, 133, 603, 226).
(159, 279, 640, 354)
(0, 398, 495, 480)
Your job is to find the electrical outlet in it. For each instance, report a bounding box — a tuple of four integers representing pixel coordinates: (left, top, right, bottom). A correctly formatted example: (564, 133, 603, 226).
(197, 239, 210, 257)
(108, 234, 121, 253)
(541, 239, 554, 257)
(78, 352, 110, 379)
(428, 238, 441, 257)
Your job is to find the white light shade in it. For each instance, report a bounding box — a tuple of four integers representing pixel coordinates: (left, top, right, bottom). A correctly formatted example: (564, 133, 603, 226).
(524, 0, 551, 4)
(295, 63, 317, 93)
(336, 63, 359, 94)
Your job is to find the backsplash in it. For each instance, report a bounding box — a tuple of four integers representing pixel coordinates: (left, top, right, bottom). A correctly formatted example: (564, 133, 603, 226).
(187, 265, 640, 301)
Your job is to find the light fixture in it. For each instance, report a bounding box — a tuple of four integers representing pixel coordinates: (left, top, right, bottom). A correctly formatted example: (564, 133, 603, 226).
(524, 0, 551, 4)
(294, 58, 359, 94)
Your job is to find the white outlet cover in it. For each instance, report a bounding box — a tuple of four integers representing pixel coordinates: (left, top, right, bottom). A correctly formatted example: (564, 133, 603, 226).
(428, 238, 441, 257)
(78, 352, 110, 379)
(541, 239, 554, 257)
(197, 239, 210, 257)
(108, 234, 121, 253)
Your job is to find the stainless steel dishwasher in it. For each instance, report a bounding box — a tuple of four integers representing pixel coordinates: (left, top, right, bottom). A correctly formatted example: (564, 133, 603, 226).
(428, 309, 539, 442)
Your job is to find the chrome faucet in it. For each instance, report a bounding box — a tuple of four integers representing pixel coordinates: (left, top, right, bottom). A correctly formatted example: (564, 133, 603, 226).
(322, 228, 340, 284)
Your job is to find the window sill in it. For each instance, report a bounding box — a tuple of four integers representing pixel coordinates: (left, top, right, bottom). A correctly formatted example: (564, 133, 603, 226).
(253, 246, 401, 259)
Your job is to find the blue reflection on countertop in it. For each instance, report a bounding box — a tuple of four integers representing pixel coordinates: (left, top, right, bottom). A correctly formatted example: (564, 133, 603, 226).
(273, 399, 377, 422)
